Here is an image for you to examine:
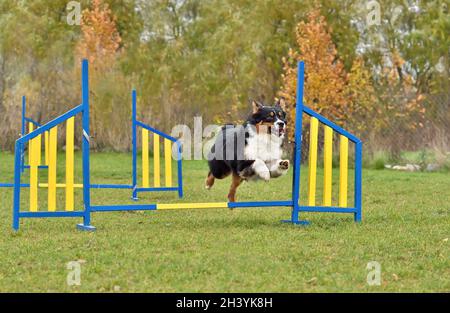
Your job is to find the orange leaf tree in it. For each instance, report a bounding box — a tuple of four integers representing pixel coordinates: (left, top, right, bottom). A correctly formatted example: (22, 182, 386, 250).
(278, 8, 348, 143)
(76, 0, 121, 70)
(76, 0, 128, 150)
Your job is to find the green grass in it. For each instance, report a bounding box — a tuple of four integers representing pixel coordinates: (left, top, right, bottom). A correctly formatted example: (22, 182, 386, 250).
(0, 152, 449, 292)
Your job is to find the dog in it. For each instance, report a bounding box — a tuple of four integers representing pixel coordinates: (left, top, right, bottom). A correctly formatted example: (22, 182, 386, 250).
(205, 98, 290, 202)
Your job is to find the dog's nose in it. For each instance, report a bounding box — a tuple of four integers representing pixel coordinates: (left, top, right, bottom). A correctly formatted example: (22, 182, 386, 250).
(277, 122, 285, 128)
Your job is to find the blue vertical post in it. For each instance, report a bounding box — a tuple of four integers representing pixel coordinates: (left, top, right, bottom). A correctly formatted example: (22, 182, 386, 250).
(131, 89, 138, 200)
(177, 140, 183, 198)
(21, 96, 26, 137)
(20, 96, 26, 173)
(12, 140, 22, 231)
(77, 59, 96, 231)
(284, 61, 309, 225)
(354, 141, 363, 222)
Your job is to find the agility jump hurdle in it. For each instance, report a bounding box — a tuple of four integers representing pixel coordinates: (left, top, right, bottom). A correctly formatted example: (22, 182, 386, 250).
(10, 59, 362, 231)
(131, 90, 183, 200)
(2, 86, 183, 211)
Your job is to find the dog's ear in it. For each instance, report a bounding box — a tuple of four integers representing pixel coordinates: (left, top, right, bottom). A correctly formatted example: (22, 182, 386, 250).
(276, 97, 287, 111)
(252, 100, 263, 114)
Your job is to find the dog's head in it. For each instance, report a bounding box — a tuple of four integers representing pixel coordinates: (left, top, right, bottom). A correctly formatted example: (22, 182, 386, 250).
(247, 98, 287, 138)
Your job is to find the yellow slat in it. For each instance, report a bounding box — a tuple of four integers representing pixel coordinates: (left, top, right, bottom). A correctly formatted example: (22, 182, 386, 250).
(48, 127, 58, 212)
(44, 131, 49, 165)
(307, 118, 319, 206)
(164, 139, 172, 187)
(29, 135, 38, 212)
(36, 134, 42, 166)
(153, 133, 161, 187)
(339, 136, 349, 207)
(323, 125, 333, 206)
(157, 202, 228, 210)
(65, 117, 75, 211)
(28, 123, 34, 164)
(142, 129, 149, 188)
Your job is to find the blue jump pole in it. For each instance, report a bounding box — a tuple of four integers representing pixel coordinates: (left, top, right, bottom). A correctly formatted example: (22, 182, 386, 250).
(283, 61, 309, 225)
(77, 59, 96, 231)
(131, 89, 138, 200)
(12, 140, 22, 231)
(21, 96, 26, 137)
(177, 140, 183, 198)
(354, 141, 363, 222)
(20, 96, 26, 173)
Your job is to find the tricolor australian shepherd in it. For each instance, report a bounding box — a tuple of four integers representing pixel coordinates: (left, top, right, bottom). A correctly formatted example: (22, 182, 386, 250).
(205, 99, 290, 202)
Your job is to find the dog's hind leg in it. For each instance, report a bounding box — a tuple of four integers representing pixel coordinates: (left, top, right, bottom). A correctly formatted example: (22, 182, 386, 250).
(205, 171, 215, 190)
(228, 173, 243, 203)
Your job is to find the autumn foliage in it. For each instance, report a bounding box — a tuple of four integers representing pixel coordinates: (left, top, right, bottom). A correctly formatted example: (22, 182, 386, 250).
(279, 8, 426, 154)
(75, 0, 129, 150)
(279, 9, 348, 142)
(76, 0, 121, 70)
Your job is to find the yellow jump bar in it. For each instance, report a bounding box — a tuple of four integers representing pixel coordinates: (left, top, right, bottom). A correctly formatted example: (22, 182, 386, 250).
(157, 202, 228, 210)
(48, 127, 58, 212)
(153, 133, 161, 187)
(142, 129, 149, 188)
(38, 183, 83, 188)
(66, 117, 75, 211)
(339, 136, 349, 207)
(307, 117, 319, 206)
(164, 139, 172, 187)
(29, 131, 39, 212)
(323, 125, 333, 206)
(28, 123, 34, 165)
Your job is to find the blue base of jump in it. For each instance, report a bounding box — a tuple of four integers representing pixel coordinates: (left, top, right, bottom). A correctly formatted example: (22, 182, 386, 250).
(281, 219, 310, 226)
(76, 224, 96, 231)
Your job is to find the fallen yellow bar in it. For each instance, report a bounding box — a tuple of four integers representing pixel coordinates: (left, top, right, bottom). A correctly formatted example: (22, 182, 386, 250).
(48, 127, 58, 212)
(157, 202, 228, 210)
(29, 135, 38, 212)
(323, 125, 333, 206)
(153, 133, 160, 187)
(142, 129, 149, 188)
(339, 135, 349, 207)
(307, 117, 319, 206)
(164, 139, 172, 187)
(39, 183, 83, 188)
(65, 117, 75, 211)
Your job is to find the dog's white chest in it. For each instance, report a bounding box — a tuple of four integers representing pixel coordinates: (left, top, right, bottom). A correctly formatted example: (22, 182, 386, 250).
(244, 133, 283, 161)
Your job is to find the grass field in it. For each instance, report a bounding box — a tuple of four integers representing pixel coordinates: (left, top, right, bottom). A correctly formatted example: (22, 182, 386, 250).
(0, 152, 448, 292)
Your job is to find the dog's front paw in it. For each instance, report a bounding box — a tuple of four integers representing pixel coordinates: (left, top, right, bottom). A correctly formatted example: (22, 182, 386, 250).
(279, 160, 290, 170)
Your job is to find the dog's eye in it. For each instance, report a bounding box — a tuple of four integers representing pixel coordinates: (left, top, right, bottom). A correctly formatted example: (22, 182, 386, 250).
(270, 112, 275, 117)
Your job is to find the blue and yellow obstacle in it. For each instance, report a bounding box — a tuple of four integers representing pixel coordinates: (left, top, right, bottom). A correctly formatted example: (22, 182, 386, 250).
(8, 59, 362, 231)
(131, 89, 183, 200)
(1, 87, 182, 212)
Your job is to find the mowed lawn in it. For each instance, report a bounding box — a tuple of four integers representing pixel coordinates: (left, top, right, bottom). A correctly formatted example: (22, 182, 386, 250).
(0, 152, 448, 292)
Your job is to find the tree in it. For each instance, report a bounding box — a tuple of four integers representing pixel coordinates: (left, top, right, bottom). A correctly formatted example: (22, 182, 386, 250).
(278, 8, 348, 142)
(76, 0, 129, 150)
(374, 51, 426, 156)
(76, 0, 121, 69)
(344, 56, 378, 135)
